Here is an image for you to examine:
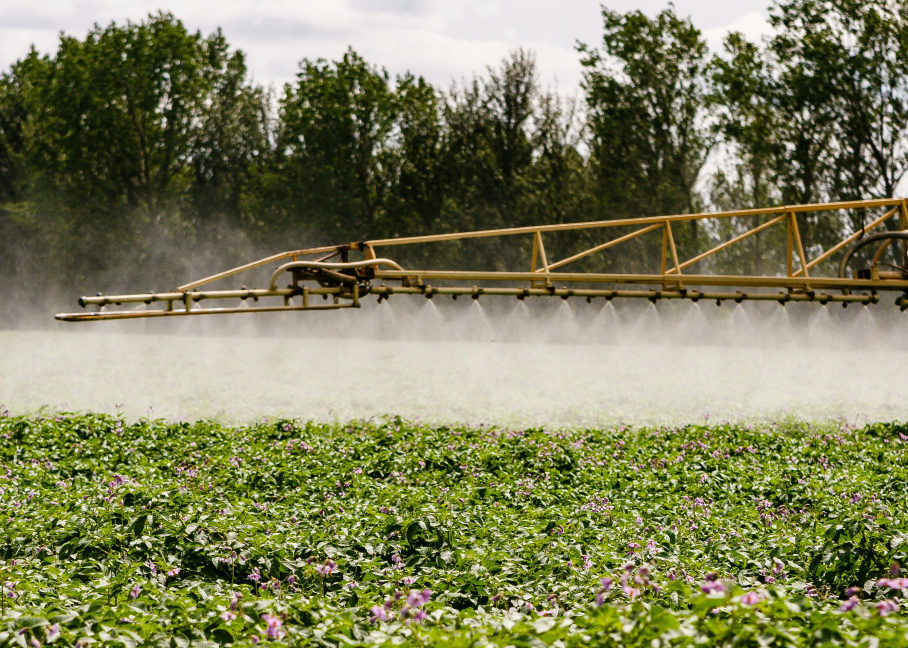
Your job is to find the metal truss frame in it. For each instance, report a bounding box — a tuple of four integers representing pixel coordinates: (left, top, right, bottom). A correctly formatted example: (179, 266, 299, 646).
(56, 198, 908, 321)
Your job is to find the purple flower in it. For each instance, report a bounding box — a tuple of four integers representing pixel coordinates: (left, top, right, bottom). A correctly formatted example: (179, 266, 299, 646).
(345, 581, 358, 589)
(878, 577, 908, 589)
(840, 596, 859, 612)
(147, 560, 156, 574)
(877, 599, 899, 616)
(595, 590, 606, 607)
(845, 586, 861, 597)
(623, 586, 641, 599)
(600, 577, 613, 590)
(370, 605, 387, 623)
(701, 580, 726, 595)
(221, 611, 236, 621)
(263, 614, 283, 639)
(740, 591, 762, 606)
(248, 567, 261, 582)
(46, 624, 60, 641)
(407, 589, 432, 608)
(316, 560, 337, 576)
(166, 568, 180, 577)
(130, 583, 141, 599)
(250, 635, 260, 644)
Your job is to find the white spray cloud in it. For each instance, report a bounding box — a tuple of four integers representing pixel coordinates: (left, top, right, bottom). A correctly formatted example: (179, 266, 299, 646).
(4, 296, 907, 427)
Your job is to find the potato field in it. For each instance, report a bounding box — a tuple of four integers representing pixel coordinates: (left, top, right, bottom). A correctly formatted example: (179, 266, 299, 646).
(1, 414, 908, 647)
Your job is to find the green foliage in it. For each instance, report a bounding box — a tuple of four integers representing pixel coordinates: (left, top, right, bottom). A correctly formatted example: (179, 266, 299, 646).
(0, 12, 269, 296)
(770, 0, 908, 203)
(708, 0, 908, 273)
(1, 414, 907, 646)
(579, 6, 713, 270)
(580, 8, 712, 218)
(278, 49, 398, 241)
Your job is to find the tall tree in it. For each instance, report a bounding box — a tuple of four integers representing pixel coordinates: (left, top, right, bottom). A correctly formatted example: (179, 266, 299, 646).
(29, 15, 248, 217)
(382, 73, 444, 239)
(709, 34, 785, 275)
(439, 78, 496, 235)
(772, 0, 908, 205)
(710, 33, 779, 210)
(278, 49, 398, 242)
(0, 13, 269, 293)
(190, 46, 273, 227)
(484, 49, 538, 229)
(580, 6, 713, 252)
(439, 51, 539, 236)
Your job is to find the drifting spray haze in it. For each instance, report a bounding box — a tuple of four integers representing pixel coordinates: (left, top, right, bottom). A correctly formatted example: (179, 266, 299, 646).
(3, 295, 908, 427)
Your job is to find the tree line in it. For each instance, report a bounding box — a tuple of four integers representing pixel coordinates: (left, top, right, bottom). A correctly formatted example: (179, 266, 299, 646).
(2, 0, 908, 309)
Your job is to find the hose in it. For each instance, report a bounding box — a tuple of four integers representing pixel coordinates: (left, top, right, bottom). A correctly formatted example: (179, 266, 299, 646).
(838, 231, 908, 278)
(269, 259, 404, 290)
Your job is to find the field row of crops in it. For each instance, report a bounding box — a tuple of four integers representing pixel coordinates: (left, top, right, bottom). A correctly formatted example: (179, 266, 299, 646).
(1, 413, 907, 646)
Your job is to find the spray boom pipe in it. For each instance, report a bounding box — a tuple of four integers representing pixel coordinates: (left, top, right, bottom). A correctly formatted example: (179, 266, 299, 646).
(58, 285, 883, 322)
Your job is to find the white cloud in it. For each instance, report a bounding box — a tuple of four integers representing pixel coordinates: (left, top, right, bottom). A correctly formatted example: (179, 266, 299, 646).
(703, 10, 775, 54)
(0, 0, 772, 92)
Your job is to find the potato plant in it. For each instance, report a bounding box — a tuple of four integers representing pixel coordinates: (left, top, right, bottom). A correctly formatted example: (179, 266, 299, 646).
(1, 414, 907, 646)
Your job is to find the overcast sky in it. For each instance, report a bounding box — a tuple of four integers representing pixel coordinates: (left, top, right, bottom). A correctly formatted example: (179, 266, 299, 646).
(0, 0, 774, 91)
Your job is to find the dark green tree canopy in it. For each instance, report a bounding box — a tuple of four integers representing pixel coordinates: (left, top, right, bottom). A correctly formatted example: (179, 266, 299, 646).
(580, 6, 713, 222)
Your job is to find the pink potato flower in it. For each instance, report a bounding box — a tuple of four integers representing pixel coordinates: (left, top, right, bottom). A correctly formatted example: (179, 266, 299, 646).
(740, 591, 763, 606)
(262, 614, 284, 639)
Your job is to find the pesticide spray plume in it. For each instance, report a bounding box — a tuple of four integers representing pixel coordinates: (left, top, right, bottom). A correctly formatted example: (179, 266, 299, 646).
(4, 296, 908, 428)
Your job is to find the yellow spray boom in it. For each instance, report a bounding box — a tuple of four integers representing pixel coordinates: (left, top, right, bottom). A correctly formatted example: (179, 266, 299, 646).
(55, 198, 908, 322)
